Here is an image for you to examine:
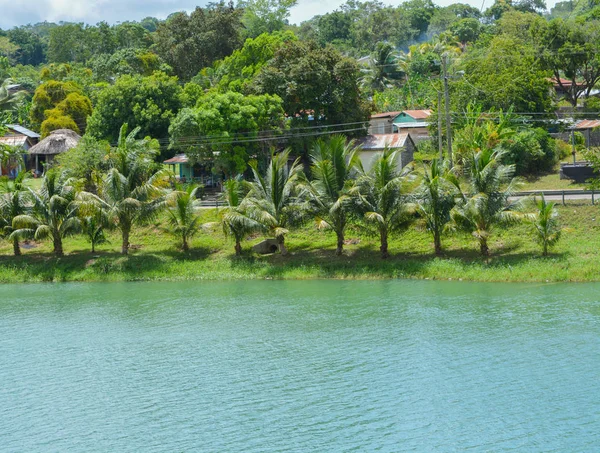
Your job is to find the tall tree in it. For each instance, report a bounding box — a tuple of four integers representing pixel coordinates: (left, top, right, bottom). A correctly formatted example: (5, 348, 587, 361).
(539, 18, 600, 107)
(220, 176, 262, 255)
(245, 149, 304, 255)
(414, 159, 462, 255)
(154, 3, 244, 81)
(239, 0, 298, 38)
(12, 170, 80, 257)
(304, 135, 361, 255)
(79, 125, 168, 255)
(450, 149, 523, 256)
(351, 147, 413, 259)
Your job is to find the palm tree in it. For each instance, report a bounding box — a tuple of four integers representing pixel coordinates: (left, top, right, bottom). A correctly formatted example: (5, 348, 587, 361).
(414, 158, 462, 255)
(0, 144, 25, 178)
(450, 149, 523, 256)
(361, 42, 399, 93)
(164, 183, 203, 252)
(0, 78, 25, 113)
(80, 214, 109, 253)
(0, 173, 28, 256)
(351, 147, 413, 259)
(11, 170, 80, 257)
(220, 176, 262, 256)
(79, 124, 168, 255)
(245, 149, 304, 255)
(530, 195, 561, 256)
(304, 135, 361, 255)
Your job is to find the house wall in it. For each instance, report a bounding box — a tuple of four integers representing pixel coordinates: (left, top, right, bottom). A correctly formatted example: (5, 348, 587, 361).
(396, 125, 430, 142)
(368, 118, 394, 134)
(359, 145, 414, 173)
(393, 113, 417, 124)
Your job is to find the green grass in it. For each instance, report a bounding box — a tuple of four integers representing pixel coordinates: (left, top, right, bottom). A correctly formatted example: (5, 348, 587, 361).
(1, 203, 599, 284)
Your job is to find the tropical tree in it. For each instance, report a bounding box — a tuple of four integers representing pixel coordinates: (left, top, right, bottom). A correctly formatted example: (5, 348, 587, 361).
(80, 212, 110, 253)
(0, 144, 25, 178)
(11, 170, 80, 257)
(450, 149, 523, 256)
(220, 176, 262, 255)
(79, 125, 168, 255)
(0, 173, 29, 256)
(244, 149, 304, 255)
(0, 78, 25, 113)
(414, 158, 462, 255)
(351, 147, 414, 259)
(164, 183, 203, 252)
(530, 195, 561, 256)
(304, 135, 361, 255)
(361, 42, 400, 93)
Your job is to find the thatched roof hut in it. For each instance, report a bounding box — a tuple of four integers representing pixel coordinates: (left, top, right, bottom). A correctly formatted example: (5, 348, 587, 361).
(28, 129, 81, 156)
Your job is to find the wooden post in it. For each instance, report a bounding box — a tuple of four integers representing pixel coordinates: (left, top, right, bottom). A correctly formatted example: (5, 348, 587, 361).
(442, 54, 453, 167)
(562, 190, 565, 206)
(438, 90, 443, 160)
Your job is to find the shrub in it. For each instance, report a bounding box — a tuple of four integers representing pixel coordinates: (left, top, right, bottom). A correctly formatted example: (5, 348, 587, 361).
(502, 128, 558, 175)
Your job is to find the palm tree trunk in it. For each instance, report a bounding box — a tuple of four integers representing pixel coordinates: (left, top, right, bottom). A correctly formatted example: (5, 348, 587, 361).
(235, 240, 242, 256)
(121, 228, 130, 255)
(434, 231, 442, 256)
(12, 237, 21, 256)
(479, 238, 489, 257)
(380, 229, 389, 259)
(182, 236, 189, 252)
(543, 241, 548, 256)
(91, 242, 95, 253)
(53, 233, 63, 257)
(336, 231, 344, 256)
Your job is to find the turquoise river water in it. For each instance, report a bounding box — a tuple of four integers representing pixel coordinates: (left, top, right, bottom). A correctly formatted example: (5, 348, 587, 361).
(1, 280, 599, 451)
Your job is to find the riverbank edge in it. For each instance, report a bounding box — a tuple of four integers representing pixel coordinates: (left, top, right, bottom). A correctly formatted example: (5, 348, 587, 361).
(0, 253, 593, 284)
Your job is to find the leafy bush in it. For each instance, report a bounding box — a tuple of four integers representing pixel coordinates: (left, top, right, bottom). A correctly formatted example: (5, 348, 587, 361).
(501, 128, 558, 175)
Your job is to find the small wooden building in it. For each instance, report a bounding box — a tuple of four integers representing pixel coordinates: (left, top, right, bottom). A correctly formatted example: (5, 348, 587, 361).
(0, 124, 41, 177)
(357, 133, 415, 172)
(28, 129, 81, 175)
(163, 154, 220, 188)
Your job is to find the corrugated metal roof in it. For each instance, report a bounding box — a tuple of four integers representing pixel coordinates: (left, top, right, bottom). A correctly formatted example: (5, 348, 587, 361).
(358, 133, 411, 150)
(394, 121, 429, 128)
(371, 111, 401, 119)
(7, 124, 40, 138)
(402, 110, 431, 120)
(0, 136, 28, 147)
(574, 120, 600, 130)
(164, 154, 189, 164)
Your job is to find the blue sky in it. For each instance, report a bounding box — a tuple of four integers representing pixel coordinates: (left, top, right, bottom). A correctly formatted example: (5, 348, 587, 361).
(0, 0, 557, 29)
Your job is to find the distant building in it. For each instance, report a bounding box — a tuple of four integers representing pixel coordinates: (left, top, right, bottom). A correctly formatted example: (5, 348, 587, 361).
(573, 119, 600, 147)
(28, 129, 81, 175)
(163, 154, 220, 188)
(0, 125, 41, 177)
(357, 133, 415, 172)
(369, 110, 431, 142)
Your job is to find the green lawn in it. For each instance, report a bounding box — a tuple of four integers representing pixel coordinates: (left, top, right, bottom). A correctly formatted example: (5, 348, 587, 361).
(1, 203, 599, 283)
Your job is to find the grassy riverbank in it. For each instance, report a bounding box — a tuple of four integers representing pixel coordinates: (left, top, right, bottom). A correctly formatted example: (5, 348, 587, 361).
(0, 202, 599, 283)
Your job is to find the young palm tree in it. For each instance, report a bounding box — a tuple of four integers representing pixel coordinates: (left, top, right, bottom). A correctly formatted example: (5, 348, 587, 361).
(79, 124, 168, 255)
(164, 184, 203, 252)
(220, 177, 262, 256)
(414, 158, 462, 255)
(0, 173, 29, 256)
(11, 170, 80, 257)
(451, 149, 523, 256)
(531, 195, 561, 256)
(305, 135, 361, 255)
(351, 147, 413, 259)
(245, 149, 304, 255)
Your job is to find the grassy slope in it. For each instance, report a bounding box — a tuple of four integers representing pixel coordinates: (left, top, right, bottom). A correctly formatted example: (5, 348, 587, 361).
(0, 202, 599, 283)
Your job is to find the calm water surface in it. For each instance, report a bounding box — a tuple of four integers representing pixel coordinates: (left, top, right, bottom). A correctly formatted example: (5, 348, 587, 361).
(1, 280, 599, 452)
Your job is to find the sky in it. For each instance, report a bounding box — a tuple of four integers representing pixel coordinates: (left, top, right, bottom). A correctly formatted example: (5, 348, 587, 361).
(0, 0, 558, 29)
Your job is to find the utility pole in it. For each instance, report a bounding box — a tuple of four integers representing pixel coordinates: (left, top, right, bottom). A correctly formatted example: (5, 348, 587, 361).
(442, 54, 453, 167)
(437, 90, 443, 160)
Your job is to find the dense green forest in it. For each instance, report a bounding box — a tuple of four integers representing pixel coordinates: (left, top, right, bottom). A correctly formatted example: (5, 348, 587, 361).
(1, 0, 599, 175)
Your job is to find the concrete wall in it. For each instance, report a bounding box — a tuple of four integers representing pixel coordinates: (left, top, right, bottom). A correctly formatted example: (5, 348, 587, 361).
(359, 144, 414, 173)
(368, 118, 394, 134)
